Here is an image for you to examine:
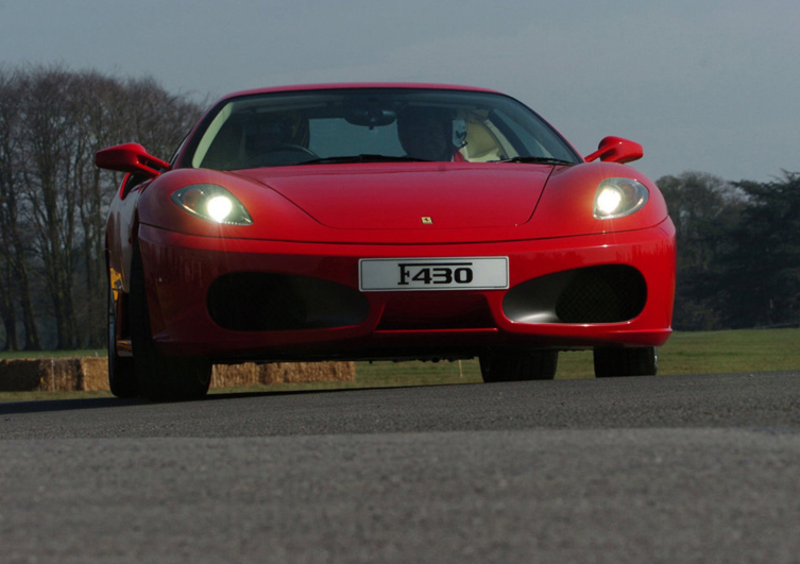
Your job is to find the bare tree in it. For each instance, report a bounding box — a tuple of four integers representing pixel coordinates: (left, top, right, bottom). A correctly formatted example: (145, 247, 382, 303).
(0, 68, 42, 350)
(0, 65, 203, 350)
(123, 76, 203, 160)
(69, 71, 131, 346)
(20, 66, 82, 349)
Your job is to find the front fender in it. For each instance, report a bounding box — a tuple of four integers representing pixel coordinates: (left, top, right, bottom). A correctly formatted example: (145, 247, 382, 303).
(529, 162, 670, 238)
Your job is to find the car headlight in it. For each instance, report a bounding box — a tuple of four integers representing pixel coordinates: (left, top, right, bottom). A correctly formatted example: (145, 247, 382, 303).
(171, 184, 253, 225)
(593, 177, 649, 219)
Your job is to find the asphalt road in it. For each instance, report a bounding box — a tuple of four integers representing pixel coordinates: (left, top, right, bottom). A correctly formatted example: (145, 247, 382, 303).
(2, 371, 800, 563)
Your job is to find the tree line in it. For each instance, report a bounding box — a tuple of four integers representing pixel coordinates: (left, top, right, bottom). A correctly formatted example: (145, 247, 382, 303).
(659, 171, 800, 330)
(0, 66, 202, 350)
(0, 66, 797, 350)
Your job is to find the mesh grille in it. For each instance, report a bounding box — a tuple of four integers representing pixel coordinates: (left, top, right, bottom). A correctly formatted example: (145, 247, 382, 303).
(555, 266, 646, 323)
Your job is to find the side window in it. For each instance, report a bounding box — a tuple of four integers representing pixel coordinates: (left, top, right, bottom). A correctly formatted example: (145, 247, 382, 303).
(169, 134, 189, 166)
(491, 109, 576, 161)
(120, 174, 149, 199)
(492, 110, 548, 158)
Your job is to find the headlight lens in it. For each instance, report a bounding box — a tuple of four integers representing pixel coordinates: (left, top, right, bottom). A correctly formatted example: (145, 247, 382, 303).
(593, 177, 649, 219)
(171, 184, 253, 225)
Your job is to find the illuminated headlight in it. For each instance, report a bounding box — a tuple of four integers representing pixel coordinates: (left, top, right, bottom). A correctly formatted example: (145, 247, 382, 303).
(171, 184, 253, 225)
(593, 177, 649, 219)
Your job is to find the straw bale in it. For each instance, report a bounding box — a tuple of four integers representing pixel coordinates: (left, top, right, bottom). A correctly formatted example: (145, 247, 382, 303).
(79, 358, 111, 391)
(0, 358, 86, 391)
(211, 361, 355, 388)
(0, 357, 354, 392)
(0, 359, 44, 391)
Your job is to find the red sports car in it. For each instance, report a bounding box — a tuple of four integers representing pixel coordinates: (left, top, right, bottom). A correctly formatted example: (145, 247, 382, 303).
(98, 83, 675, 400)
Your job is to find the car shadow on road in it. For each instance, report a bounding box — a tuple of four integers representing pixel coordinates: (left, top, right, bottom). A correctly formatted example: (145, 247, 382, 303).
(0, 396, 145, 415)
(0, 385, 422, 415)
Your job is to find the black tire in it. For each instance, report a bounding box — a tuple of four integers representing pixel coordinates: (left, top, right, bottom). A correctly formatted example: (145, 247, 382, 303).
(107, 275, 139, 398)
(129, 240, 211, 401)
(593, 346, 657, 378)
(479, 350, 558, 382)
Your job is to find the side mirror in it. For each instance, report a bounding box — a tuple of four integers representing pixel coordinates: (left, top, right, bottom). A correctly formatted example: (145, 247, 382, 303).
(95, 143, 171, 177)
(584, 136, 643, 164)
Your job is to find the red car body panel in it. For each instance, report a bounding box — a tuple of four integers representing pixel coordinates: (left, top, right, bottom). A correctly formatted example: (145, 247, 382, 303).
(103, 83, 676, 368)
(132, 219, 674, 360)
(131, 161, 668, 244)
(238, 165, 552, 230)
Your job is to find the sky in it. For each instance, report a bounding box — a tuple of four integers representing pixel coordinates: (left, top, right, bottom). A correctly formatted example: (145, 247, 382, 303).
(1, 0, 798, 183)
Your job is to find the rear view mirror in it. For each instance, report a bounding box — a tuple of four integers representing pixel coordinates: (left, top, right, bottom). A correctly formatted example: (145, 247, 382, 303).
(585, 136, 643, 164)
(95, 143, 171, 177)
(344, 107, 397, 128)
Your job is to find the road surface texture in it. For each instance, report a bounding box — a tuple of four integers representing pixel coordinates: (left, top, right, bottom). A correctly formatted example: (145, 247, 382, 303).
(2, 371, 800, 563)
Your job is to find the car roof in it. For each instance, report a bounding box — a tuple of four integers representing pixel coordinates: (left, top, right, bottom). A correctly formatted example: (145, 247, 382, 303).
(217, 83, 503, 102)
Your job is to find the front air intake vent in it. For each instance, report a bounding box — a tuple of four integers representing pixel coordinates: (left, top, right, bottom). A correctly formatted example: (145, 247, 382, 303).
(555, 265, 646, 323)
(207, 272, 369, 331)
(503, 265, 647, 325)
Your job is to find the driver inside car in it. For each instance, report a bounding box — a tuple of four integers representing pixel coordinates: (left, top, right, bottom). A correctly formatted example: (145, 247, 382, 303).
(396, 107, 465, 162)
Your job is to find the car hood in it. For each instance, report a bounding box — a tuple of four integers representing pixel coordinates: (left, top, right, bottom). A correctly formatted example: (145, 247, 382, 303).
(235, 163, 553, 230)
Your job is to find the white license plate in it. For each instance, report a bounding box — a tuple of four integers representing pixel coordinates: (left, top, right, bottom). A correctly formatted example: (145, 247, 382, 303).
(359, 257, 509, 292)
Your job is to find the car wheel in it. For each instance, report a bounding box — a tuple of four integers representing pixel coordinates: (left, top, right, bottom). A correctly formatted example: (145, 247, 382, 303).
(479, 351, 558, 382)
(593, 346, 657, 378)
(129, 240, 211, 401)
(107, 275, 139, 398)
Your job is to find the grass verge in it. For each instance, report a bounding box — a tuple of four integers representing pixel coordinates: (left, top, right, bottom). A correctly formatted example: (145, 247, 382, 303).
(1, 328, 798, 402)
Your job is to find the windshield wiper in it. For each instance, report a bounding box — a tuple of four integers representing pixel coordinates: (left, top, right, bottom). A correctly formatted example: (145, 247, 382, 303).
(498, 156, 575, 165)
(298, 154, 431, 165)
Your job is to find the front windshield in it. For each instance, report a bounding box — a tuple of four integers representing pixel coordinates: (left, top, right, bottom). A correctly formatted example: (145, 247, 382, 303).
(187, 88, 581, 170)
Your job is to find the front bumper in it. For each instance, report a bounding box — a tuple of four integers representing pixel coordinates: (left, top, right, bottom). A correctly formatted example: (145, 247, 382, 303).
(136, 220, 675, 361)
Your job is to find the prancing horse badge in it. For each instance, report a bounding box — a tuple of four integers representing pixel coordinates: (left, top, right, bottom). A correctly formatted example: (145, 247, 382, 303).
(421, 217, 433, 224)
